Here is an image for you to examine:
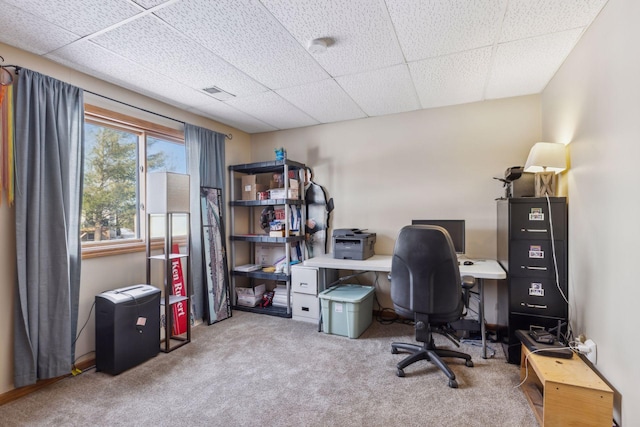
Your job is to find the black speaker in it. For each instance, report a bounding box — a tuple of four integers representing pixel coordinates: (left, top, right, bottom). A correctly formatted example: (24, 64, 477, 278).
(95, 285, 160, 375)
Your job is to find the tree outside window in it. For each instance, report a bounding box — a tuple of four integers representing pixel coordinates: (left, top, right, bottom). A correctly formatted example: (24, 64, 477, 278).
(81, 122, 185, 243)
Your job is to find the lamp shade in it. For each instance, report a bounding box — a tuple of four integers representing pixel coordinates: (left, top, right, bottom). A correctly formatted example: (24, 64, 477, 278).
(147, 172, 190, 213)
(524, 142, 567, 174)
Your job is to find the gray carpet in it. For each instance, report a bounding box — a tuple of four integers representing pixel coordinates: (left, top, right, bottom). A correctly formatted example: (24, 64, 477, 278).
(1, 311, 537, 426)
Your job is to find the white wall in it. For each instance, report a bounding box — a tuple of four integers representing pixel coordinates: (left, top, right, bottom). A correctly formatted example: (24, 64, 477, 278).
(541, 0, 638, 423)
(251, 95, 541, 312)
(0, 42, 252, 395)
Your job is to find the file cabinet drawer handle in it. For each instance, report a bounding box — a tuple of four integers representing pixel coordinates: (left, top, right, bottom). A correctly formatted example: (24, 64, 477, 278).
(521, 303, 548, 309)
(522, 266, 547, 271)
(521, 228, 548, 233)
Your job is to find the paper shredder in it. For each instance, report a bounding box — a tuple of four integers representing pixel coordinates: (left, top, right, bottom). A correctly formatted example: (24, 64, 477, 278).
(95, 284, 160, 375)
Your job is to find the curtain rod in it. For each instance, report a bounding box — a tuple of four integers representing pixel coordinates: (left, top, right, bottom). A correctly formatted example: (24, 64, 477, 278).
(0, 58, 233, 140)
(85, 89, 233, 140)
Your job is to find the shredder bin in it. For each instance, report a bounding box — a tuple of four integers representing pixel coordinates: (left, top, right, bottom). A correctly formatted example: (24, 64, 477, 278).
(95, 284, 160, 375)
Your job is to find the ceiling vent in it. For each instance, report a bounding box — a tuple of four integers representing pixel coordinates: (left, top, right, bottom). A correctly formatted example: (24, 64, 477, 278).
(202, 86, 235, 100)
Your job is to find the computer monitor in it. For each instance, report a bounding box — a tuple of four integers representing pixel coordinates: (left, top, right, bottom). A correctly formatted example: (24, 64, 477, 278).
(411, 219, 465, 254)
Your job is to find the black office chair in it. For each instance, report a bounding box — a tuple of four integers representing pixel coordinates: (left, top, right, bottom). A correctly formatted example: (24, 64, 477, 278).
(389, 225, 476, 388)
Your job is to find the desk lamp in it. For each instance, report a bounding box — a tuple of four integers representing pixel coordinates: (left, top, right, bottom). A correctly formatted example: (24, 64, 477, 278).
(524, 142, 567, 197)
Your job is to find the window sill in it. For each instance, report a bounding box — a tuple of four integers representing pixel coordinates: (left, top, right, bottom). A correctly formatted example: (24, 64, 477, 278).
(81, 240, 163, 259)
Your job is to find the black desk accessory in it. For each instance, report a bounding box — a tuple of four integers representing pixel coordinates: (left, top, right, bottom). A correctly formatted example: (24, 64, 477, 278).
(515, 329, 573, 359)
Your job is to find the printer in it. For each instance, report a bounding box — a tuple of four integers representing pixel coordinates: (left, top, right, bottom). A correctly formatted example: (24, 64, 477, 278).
(332, 229, 376, 260)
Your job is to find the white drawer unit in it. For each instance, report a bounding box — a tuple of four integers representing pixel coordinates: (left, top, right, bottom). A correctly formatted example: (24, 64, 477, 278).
(292, 265, 319, 323)
(292, 265, 319, 295)
(292, 293, 320, 322)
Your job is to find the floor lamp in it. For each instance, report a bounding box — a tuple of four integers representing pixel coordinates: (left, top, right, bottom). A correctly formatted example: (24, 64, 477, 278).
(524, 142, 567, 197)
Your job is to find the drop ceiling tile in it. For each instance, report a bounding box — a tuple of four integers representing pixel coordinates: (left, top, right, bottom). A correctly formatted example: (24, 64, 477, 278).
(189, 102, 277, 134)
(486, 29, 583, 100)
(47, 40, 215, 110)
(0, 1, 80, 54)
(385, 0, 508, 61)
(276, 79, 366, 123)
(133, 0, 168, 8)
(2, 0, 142, 37)
(336, 64, 420, 117)
(91, 15, 267, 98)
(409, 47, 492, 109)
(225, 91, 319, 130)
(260, 0, 404, 76)
(155, 0, 329, 89)
(501, 0, 609, 42)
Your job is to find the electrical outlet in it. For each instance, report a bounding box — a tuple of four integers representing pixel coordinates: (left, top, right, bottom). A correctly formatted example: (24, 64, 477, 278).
(578, 339, 597, 364)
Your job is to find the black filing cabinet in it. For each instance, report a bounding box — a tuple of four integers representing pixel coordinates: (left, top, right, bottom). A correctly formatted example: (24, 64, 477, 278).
(497, 197, 568, 364)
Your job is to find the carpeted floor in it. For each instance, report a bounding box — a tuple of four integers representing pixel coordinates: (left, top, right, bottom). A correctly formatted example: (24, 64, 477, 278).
(1, 311, 537, 426)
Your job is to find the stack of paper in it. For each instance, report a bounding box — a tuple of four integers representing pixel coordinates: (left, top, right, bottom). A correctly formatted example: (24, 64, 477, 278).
(234, 264, 262, 272)
(272, 284, 288, 308)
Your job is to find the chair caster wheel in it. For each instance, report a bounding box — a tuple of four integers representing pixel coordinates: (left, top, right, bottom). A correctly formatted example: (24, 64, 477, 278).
(391, 347, 398, 354)
(448, 379, 458, 388)
(396, 368, 405, 377)
(466, 360, 474, 367)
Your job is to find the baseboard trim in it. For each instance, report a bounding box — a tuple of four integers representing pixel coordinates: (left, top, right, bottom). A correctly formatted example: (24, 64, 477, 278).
(0, 358, 95, 406)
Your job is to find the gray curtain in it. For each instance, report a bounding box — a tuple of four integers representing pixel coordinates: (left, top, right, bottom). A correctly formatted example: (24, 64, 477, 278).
(185, 124, 226, 320)
(13, 69, 84, 388)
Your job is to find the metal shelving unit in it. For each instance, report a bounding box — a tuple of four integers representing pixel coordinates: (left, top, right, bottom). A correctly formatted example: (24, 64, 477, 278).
(228, 159, 306, 317)
(146, 212, 192, 352)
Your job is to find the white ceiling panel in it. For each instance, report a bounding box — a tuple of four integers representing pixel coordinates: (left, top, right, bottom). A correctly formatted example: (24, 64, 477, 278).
(91, 15, 267, 98)
(336, 64, 420, 117)
(386, 0, 508, 61)
(155, 0, 329, 89)
(2, 1, 609, 133)
(276, 79, 366, 124)
(47, 40, 216, 110)
(189, 102, 278, 134)
(486, 29, 583, 100)
(261, 0, 404, 77)
(225, 91, 319, 130)
(133, 0, 169, 9)
(2, 0, 142, 38)
(0, 1, 79, 55)
(410, 47, 492, 110)
(501, 0, 608, 42)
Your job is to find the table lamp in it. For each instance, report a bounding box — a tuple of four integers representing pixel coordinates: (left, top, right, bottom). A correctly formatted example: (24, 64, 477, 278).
(524, 142, 567, 197)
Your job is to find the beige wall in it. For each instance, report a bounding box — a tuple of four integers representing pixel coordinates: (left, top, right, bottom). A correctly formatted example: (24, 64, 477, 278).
(0, 43, 252, 395)
(251, 95, 541, 311)
(541, 0, 638, 423)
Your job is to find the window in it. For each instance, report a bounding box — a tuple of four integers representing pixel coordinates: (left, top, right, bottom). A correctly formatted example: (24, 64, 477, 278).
(81, 105, 185, 257)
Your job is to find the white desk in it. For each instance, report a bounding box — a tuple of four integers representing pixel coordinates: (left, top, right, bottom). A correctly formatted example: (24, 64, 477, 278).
(303, 253, 506, 358)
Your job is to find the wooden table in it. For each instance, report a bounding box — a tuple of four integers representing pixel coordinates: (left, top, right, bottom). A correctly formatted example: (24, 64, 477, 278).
(520, 344, 613, 426)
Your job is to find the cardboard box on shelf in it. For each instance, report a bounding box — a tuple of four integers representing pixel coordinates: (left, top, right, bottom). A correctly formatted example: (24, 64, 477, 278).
(241, 175, 267, 201)
(236, 284, 266, 307)
(268, 185, 298, 200)
(255, 244, 286, 267)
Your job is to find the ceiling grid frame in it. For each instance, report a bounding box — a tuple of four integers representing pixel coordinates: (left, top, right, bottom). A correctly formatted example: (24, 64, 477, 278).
(0, 0, 610, 133)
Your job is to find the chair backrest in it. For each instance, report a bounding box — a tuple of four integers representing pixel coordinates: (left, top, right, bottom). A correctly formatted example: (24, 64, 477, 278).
(390, 225, 462, 319)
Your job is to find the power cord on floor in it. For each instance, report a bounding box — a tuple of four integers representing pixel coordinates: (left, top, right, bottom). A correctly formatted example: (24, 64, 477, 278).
(460, 338, 497, 358)
(514, 346, 575, 389)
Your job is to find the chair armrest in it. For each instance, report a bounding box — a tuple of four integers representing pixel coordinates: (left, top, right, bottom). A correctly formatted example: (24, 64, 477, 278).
(461, 275, 476, 290)
(461, 275, 476, 308)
